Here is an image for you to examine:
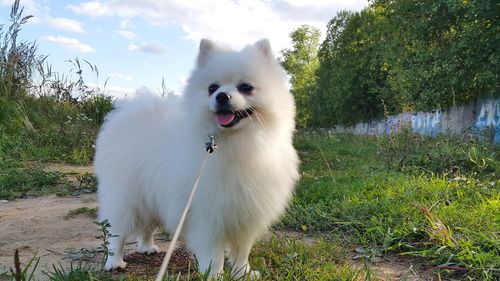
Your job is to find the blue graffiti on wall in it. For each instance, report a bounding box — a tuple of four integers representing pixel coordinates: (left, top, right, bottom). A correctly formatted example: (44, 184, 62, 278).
(411, 111, 441, 137)
(384, 117, 401, 135)
(475, 100, 500, 144)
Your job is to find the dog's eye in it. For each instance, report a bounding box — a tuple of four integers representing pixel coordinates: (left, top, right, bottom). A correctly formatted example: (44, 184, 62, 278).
(238, 83, 253, 94)
(208, 84, 219, 95)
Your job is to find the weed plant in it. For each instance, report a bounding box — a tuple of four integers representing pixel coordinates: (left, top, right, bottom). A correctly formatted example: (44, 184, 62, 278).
(0, 1, 114, 165)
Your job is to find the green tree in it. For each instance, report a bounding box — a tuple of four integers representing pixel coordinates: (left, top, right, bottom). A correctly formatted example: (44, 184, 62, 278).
(374, 0, 500, 111)
(280, 25, 321, 128)
(284, 1, 498, 128)
(315, 9, 392, 126)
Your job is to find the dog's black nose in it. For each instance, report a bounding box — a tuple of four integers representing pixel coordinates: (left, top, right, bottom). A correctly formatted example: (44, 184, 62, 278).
(216, 92, 231, 105)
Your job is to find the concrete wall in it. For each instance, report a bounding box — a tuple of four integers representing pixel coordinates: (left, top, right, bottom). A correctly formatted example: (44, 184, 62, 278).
(332, 98, 500, 144)
(474, 99, 500, 144)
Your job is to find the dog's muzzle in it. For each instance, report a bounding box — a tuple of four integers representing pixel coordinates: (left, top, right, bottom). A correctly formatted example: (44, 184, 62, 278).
(215, 108, 254, 128)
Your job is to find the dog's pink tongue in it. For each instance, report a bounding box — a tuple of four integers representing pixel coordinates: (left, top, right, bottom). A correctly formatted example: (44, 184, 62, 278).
(216, 112, 235, 126)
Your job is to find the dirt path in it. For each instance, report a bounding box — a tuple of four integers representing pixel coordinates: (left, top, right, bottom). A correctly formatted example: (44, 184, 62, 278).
(42, 163, 95, 174)
(0, 164, 101, 277)
(0, 194, 99, 276)
(0, 164, 193, 280)
(0, 194, 178, 280)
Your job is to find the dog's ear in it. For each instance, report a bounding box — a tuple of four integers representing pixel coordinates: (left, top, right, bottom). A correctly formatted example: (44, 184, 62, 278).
(255, 39, 273, 59)
(197, 39, 217, 66)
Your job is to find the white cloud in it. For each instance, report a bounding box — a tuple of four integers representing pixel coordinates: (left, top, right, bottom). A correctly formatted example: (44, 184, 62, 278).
(86, 82, 136, 98)
(178, 75, 188, 87)
(65, 0, 368, 52)
(106, 85, 136, 98)
(270, 0, 366, 22)
(109, 72, 133, 81)
(1, 0, 86, 33)
(116, 30, 137, 40)
(119, 19, 131, 28)
(66, 1, 112, 17)
(43, 36, 96, 53)
(47, 18, 84, 33)
(128, 43, 166, 55)
(0, 0, 37, 14)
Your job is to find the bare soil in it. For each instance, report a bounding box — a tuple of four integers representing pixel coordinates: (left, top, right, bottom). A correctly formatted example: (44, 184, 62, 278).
(0, 193, 101, 277)
(0, 193, 193, 280)
(350, 256, 435, 281)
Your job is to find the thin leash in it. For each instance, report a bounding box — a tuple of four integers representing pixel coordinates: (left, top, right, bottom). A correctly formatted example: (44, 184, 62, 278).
(155, 136, 218, 281)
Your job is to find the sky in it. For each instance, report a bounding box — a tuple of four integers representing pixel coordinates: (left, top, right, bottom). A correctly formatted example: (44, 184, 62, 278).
(0, 0, 368, 97)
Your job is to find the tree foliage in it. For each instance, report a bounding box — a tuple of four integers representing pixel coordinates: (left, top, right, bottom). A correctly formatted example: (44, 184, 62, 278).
(282, 0, 499, 127)
(280, 25, 321, 128)
(377, 0, 499, 111)
(315, 9, 392, 126)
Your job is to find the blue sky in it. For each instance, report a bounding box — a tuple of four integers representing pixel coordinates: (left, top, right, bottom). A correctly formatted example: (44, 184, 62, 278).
(0, 0, 367, 97)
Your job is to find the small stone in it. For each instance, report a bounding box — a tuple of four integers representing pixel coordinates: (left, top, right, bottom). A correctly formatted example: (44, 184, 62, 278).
(0, 200, 8, 203)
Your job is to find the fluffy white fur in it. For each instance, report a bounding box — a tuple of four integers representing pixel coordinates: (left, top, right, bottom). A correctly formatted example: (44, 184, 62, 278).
(94, 39, 299, 278)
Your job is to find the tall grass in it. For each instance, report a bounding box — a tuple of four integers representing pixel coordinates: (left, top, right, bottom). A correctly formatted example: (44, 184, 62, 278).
(0, 0, 43, 99)
(0, 0, 114, 164)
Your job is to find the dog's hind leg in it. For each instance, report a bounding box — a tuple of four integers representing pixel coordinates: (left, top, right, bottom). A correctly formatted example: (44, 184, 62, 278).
(136, 225, 160, 254)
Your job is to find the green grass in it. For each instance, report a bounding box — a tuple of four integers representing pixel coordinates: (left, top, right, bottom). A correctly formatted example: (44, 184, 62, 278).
(0, 159, 98, 200)
(64, 207, 98, 220)
(0, 159, 62, 199)
(2, 131, 498, 280)
(0, 0, 112, 166)
(2, 237, 360, 281)
(250, 237, 360, 280)
(1, 90, 112, 165)
(280, 132, 499, 280)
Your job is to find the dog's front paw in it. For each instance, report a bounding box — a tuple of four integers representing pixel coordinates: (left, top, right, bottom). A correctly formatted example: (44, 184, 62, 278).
(137, 244, 160, 255)
(104, 259, 127, 271)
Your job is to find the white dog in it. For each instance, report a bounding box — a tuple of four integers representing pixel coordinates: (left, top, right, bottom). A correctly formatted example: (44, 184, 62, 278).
(94, 39, 299, 278)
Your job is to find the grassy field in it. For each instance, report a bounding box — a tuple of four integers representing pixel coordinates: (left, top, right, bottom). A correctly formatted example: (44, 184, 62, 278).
(279, 132, 499, 280)
(1, 130, 499, 280)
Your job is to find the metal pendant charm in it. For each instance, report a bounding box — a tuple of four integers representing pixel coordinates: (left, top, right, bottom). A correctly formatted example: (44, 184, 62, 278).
(205, 135, 218, 153)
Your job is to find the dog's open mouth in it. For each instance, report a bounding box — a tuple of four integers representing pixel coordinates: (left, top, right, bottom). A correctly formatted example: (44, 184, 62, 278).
(215, 108, 254, 128)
